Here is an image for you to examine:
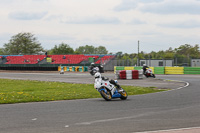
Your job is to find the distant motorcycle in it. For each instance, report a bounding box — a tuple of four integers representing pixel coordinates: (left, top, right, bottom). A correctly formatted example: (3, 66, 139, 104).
(144, 68, 155, 78)
(94, 72, 128, 101)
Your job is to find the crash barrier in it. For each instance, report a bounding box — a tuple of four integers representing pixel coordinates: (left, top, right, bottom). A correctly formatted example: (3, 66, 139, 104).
(115, 66, 200, 75)
(58, 66, 89, 72)
(184, 67, 200, 74)
(58, 65, 105, 73)
(165, 67, 184, 75)
(115, 66, 154, 73)
(115, 70, 143, 79)
(154, 67, 165, 74)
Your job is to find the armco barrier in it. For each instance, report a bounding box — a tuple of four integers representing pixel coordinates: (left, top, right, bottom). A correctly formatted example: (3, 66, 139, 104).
(184, 67, 200, 74)
(154, 67, 165, 74)
(133, 67, 142, 70)
(69, 67, 72, 71)
(124, 67, 134, 70)
(114, 66, 125, 73)
(75, 67, 79, 72)
(61, 66, 88, 72)
(84, 66, 88, 72)
(58, 66, 61, 71)
(165, 67, 184, 74)
(79, 66, 83, 72)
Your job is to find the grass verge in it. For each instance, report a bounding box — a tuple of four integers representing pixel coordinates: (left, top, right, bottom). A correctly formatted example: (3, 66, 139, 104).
(0, 79, 167, 104)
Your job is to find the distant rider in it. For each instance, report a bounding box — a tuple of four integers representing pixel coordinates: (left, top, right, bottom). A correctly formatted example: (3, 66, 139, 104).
(89, 63, 99, 76)
(142, 64, 149, 75)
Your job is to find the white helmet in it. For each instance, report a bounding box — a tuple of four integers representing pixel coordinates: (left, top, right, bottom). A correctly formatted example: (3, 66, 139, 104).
(91, 63, 95, 66)
(143, 64, 147, 66)
(94, 72, 101, 79)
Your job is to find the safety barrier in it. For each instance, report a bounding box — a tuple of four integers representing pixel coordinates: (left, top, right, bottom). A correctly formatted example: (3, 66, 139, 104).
(124, 67, 134, 70)
(59, 66, 89, 72)
(114, 66, 124, 73)
(116, 70, 143, 79)
(133, 67, 142, 70)
(115, 66, 154, 74)
(154, 67, 165, 74)
(115, 66, 200, 75)
(165, 67, 184, 75)
(184, 67, 200, 74)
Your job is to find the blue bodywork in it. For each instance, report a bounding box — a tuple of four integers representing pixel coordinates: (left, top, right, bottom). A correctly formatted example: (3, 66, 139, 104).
(99, 88, 122, 98)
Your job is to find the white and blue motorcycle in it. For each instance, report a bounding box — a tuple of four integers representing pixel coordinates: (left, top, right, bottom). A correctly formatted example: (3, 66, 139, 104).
(93, 72, 128, 101)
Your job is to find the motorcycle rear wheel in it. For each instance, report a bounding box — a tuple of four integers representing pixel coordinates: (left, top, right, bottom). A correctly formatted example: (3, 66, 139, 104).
(119, 90, 128, 100)
(100, 89, 112, 101)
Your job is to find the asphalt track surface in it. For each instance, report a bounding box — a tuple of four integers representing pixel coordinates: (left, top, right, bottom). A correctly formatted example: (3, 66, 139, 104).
(0, 72, 200, 133)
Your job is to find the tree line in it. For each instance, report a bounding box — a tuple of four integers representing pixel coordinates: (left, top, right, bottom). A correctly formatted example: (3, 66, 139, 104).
(0, 32, 108, 55)
(0, 32, 200, 62)
(117, 44, 200, 60)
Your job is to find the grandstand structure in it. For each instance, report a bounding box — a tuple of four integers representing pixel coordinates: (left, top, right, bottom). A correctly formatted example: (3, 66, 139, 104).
(0, 54, 115, 71)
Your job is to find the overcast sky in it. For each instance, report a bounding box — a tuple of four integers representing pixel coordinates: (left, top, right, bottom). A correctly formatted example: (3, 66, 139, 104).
(0, 0, 200, 54)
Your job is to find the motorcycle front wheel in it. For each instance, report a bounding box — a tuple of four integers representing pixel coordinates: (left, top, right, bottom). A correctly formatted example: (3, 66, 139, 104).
(119, 90, 128, 100)
(99, 88, 112, 101)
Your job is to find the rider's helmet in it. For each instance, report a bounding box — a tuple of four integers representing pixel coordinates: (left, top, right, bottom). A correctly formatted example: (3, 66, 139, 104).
(143, 64, 147, 66)
(91, 63, 95, 67)
(94, 72, 101, 79)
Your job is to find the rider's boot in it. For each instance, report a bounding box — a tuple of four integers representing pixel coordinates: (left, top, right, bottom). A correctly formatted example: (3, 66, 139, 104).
(116, 85, 123, 92)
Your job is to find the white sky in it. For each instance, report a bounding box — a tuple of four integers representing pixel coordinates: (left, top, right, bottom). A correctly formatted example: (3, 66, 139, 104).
(0, 0, 200, 54)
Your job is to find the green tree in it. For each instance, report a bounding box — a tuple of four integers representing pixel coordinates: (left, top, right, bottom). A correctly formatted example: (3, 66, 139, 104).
(175, 44, 190, 55)
(0, 48, 5, 55)
(94, 46, 108, 54)
(164, 47, 175, 59)
(149, 51, 157, 59)
(121, 53, 135, 66)
(116, 51, 123, 59)
(175, 44, 200, 59)
(75, 45, 95, 54)
(3, 32, 44, 55)
(188, 44, 200, 58)
(50, 43, 74, 55)
(156, 50, 165, 59)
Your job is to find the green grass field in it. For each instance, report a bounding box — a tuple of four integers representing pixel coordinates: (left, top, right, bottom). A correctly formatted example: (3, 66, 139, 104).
(0, 79, 167, 104)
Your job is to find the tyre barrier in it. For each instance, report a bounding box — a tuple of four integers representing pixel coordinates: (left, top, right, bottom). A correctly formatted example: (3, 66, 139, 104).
(116, 70, 143, 79)
(58, 66, 89, 72)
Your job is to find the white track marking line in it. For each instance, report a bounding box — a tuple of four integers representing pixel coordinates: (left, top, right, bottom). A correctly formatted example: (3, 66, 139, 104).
(65, 125, 69, 128)
(31, 118, 37, 121)
(167, 79, 190, 90)
(75, 114, 149, 126)
(161, 80, 190, 93)
(134, 126, 200, 133)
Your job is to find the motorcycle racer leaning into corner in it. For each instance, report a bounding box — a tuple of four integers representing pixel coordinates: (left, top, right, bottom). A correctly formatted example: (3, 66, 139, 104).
(93, 69, 123, 92)
(142, 64, 149, 75)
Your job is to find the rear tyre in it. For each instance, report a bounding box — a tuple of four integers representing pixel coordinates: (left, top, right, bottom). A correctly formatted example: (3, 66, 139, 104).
(99, 89, 112, 101)
(120, 90, 128, 100)
(153, 74, 156, 78)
